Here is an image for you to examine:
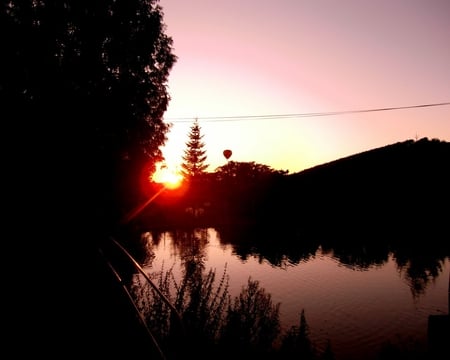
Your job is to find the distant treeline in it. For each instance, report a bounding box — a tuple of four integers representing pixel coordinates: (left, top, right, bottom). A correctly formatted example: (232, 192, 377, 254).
(136, 137, 450, 237)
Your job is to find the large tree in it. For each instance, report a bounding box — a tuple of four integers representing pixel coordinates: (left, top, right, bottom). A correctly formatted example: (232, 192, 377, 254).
(2, 0, 177, 226)
(2, 2, 177, 355)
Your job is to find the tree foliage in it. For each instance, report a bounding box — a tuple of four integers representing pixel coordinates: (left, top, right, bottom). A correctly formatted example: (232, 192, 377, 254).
(214, 161, 288, 183)
(2, 0, 177, 223)
(180, 118, 209, 180)
(280, 309, 316, 358)
(2, 2, 179, 355)
(221, 277, 281, 354)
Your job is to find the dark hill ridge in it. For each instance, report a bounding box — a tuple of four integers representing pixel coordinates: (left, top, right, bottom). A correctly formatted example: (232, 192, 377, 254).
(289, 137, 449, 181)
(265, 137, 450, 237)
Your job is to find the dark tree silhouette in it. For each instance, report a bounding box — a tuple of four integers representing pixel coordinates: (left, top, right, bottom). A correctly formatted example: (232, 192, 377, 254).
(2, 0, 176, 226)
(280, 309, 317, 359)
(2, 1, 177, 357)
(220, 277, 281, 356)
(210, 161, 288, 223)
(214, 161, 288, 182)
(180, 118, 209, 180)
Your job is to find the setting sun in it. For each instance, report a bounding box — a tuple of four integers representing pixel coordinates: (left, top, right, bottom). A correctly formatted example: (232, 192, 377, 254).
(152, 164, 183, 189)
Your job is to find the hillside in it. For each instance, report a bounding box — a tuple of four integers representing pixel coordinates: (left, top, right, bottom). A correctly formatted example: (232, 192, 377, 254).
(291, 137, 448, 176)
(264, 137, 450, 237)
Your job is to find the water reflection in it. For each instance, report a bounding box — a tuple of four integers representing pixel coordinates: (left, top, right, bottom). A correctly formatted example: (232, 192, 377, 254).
(391, 241, 448, 299)
(215, 224, 319, 268)
(129, 224, 449, 360)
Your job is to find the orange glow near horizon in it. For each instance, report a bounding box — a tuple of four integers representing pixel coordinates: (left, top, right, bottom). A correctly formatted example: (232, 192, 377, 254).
(152, 164, 184, 189)
(158, 0, 450, 174)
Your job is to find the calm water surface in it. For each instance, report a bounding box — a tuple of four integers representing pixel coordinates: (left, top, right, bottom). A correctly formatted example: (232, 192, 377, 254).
(141, 227, 449, 360)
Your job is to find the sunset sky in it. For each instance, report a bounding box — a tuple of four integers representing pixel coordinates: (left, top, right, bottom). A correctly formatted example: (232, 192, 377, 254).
(157, 0, 450, 176)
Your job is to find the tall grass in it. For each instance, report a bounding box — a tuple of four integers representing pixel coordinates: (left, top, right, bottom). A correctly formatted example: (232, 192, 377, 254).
(129, 260, 324, 359)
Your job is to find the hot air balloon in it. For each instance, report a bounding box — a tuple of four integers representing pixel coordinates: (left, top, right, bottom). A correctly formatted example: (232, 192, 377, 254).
(223, 149, 232, 160)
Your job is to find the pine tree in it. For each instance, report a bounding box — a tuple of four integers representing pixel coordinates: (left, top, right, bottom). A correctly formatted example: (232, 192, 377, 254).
(181, 118, 209, 180)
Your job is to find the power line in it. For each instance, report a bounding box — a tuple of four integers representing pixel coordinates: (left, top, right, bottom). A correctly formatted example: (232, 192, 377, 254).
(164, 101, 450, 123)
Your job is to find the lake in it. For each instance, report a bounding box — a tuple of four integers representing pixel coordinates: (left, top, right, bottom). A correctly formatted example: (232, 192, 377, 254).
(139, 226, 449, 360)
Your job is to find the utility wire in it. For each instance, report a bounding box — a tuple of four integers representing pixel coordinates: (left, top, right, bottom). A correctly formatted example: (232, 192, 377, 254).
(164, 101, 450, 123)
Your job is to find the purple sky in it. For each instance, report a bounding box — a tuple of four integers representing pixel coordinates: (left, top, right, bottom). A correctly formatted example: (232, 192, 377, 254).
(156, 0, 450, 176)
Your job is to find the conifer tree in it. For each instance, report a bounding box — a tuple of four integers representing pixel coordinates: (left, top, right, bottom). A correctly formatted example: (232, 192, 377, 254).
(181, 118, 209, 180)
